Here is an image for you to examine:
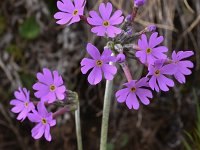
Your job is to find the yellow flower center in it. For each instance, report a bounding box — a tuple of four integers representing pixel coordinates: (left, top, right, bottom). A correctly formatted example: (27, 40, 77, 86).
(50, 84, 56, 92)
(146, 48, 152, 54)
(73, 9, 79, 16)
(103, 20, 110, 27)
(154, 70, 160, 76)
(96, 60, 103, 67)
(130, 87, 136, 92)
(24, 102, 29, 107)
(41, 118, 47, 125)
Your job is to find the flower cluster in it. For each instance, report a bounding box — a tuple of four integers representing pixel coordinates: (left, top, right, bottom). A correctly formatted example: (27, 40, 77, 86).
(54, 1, 124, 38)
(116, 33, 194, 110)
(54, 0, 194, 110)
(10, 68, 67, 141)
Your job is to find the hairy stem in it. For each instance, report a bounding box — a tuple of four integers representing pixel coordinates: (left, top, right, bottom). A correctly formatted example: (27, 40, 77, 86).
(100, 67, 114, 150)
(52, 106, 70, 119)
(75, 101, 83, 150)
(120, 62, 133, 82)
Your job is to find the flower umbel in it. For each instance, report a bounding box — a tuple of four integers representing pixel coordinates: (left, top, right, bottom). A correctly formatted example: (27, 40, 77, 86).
(33, 68, 66, 103)
(28, 102, 56, 141)
(81, 43, 117, 85)
(10, 87, 35, 121)
(171, 51, 194, 84)
(116, 77, 152, 110)
(87, 2, 124, 38)
(148, 59, 176, 92)
(54, 0, 86, 25)
(136, 32, 168, 65)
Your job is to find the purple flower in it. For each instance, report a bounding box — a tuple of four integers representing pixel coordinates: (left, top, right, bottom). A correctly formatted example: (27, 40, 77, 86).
(148, 59, 176, 92)
(54, 0, 86, 25)
(87, 2, 124, 38)
(81, 43, 117, 85)
(33, 68, 66, 104)
(10, 87, 35, 121)
(134, 0, 146, 7)
(136, 32, 168, 65)
(28, 102, 56, 141)
(116, 77, 153, 110)
(171, 51, 194, 83)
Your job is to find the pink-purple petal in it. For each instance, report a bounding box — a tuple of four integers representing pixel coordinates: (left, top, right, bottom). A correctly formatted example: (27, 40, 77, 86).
(88, 67, 102, 85)
(160, 64, 177, 75)
(109, 10, 124, 25)
(86, 43, 101, 60)
(106, 26, 122, 37)
(115, 88, 129, 103)
(87, 11, 103, 25)
(91, 26, 106, 36)
(136, 88, 152, 105)
(102, 64, 117, 80)
(178, 51, 194, 60)
(28, 112, 41, 123)
(44, 125, 52, 142)
(57, 0, 74, 13)
(149, 76, 159, 92)
(32, 124, 45, 139)
(37, 102, 49, 117)
(54, 12, 73, 25)
(149, 33, 164, 48)
(174, 72, 186, 84)
(81, 58, 96, 74)
(126, 93, 140, 110)
(99, 2, 112, 20)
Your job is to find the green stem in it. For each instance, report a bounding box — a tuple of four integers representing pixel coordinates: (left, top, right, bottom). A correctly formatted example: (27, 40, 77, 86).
(100, 76, 114, 150)
(75, 101, 83, 150)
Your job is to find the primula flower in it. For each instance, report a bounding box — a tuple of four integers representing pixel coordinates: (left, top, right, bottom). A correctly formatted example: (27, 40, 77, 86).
(33, 68, 66, 104)
(171, 51, 194, 84)
(28, 102, 56, 141)
(54, 0, 86, 25)
(81, 43, 117, 85)
(148, 59, 176, 92)
(10, 87, 35, 121)
(116, 77, 153, 110)
(87, 2, 124, 38)
(136, 32, 168, 65)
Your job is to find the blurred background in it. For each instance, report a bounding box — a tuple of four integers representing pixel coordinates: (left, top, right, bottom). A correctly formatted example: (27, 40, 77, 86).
(0, 0, 200, 149)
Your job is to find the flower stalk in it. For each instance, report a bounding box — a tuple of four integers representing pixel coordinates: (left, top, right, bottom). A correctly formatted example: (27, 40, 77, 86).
(75, 101, 83, 150)
(100, 74, 114, 150)
(53, 90, 83, 150)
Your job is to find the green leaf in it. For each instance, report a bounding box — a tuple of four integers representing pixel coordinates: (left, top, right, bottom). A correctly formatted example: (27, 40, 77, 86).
(20, 72, 35, 90)
(19, 16, 40, 40)
(182, 139, 192, 150)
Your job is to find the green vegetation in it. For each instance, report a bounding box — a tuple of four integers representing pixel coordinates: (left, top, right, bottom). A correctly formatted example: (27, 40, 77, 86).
(183, 89, 200, 150)
(19, 16, 40, 40)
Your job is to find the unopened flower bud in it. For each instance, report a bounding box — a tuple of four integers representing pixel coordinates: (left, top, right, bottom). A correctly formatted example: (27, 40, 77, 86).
(134, 0, 146, 7)
(147, 24, 156, 32)
(126, 27, 133, 35)
(125, 14, 132, 22)
(116, 54, 126, 63)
